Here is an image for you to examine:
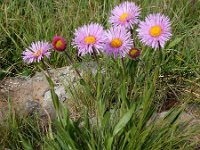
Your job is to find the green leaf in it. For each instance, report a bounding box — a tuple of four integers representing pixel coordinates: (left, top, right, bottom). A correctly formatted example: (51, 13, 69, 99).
(0, 70, 6, 80)
(80, 78, 85, 85)
(21, 68, 32, 76)
(105, 137, 113, 150)
(113, 104, 135, 136)
(168, 37, 184, 48)
(45, 74, 60, 114)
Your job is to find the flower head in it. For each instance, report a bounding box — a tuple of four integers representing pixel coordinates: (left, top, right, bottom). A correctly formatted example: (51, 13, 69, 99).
(128, 48, 141, 59)
(72, 23, 105, 56)
(137, 13, 172, 48)
(109, 1, 141, 29)
(104, 27, 133, 58)
(22, 41, 51, 63)
(52, 36, 66, 51)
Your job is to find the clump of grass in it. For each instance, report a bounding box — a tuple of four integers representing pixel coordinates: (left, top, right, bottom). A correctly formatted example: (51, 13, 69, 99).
(0, 111, 46, 149)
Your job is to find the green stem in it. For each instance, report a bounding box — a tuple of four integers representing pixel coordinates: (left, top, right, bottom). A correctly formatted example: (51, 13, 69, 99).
(120, 58, 129, 110)
(93, 49, 99, 64)
(121, 57, 125, 74)
(41, 60, 51, 77)
(37, 61, 61, 121)
(64, 51, 82, 78)
(153, 42, 162, 87)
(64, 51, 96, 101)
(158, 41, 162, 66)
(130, 28, 135, 47)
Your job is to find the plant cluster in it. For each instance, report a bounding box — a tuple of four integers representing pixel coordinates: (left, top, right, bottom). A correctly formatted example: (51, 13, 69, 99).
(1, 1, 199, 149)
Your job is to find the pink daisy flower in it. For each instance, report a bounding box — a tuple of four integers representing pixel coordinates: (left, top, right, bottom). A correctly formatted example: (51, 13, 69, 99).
(104, 27, 133, 58)
(109, 1, 141, 29)
(22, 41, 51, 63)
(72, 23, 105, 56)
(137, 13, 172, 48)
(52, 35, 67, 52)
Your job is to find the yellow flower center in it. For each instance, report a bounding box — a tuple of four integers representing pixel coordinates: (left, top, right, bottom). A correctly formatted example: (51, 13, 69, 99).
(119, 13, 129, 22)
(33, 49, 42, 57)
(150, 25, 162, 37)
(130, 49, 137, 56)
(110, 38, 123, 48)
(84, 36, 96, 44)
(55, 40, 63, 47)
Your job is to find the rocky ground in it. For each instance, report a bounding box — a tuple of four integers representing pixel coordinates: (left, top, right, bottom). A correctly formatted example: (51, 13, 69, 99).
(0, 61, 200, 126)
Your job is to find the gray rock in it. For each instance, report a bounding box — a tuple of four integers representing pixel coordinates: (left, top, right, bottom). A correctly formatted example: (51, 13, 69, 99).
(0, 61, 97, 120)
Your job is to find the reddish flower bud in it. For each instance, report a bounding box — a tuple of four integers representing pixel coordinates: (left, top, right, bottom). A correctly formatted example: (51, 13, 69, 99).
(52, 35, 66, 52)
(128, 48, 140, 59)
